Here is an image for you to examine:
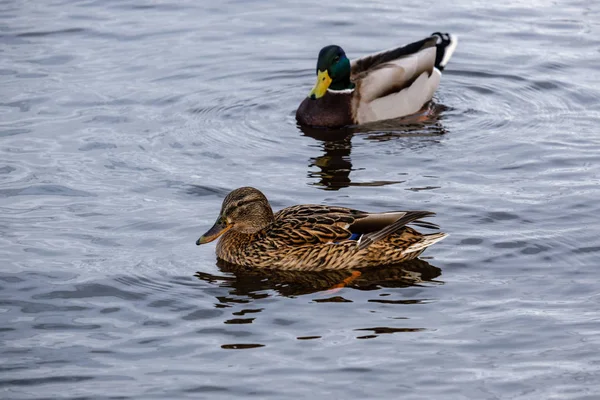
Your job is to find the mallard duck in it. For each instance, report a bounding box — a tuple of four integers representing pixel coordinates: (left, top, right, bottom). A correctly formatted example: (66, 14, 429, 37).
(196, 187, 447, 270)
(296, 32, 458, 127)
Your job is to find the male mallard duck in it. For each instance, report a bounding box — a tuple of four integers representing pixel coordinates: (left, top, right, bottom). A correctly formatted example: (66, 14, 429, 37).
(196, 187, 447, 270)
(296, 32, 458, 127)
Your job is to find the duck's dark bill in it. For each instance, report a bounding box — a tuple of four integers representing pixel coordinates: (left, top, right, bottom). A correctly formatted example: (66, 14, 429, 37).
(309, 70, 332, 99)
(196, 219, 231, 245)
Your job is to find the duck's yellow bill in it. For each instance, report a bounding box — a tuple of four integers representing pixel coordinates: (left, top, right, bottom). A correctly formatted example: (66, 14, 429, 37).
(196, 219, 231, 245)
(308, 70, 332, 99)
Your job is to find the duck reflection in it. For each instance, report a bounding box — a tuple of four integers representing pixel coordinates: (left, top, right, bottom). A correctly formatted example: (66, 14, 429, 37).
(305, 130, 354, 190)
(195, 258, 442, 300)
(299, 103, 448, 190)
(194, 260, 443, 342)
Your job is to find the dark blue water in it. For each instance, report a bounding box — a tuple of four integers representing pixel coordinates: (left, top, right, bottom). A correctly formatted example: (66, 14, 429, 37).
(2, 0, 600, 398)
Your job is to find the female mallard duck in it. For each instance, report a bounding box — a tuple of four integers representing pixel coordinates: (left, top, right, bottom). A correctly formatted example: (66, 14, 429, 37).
(196, 187, 446, 270)
(296, 32, 458, 127)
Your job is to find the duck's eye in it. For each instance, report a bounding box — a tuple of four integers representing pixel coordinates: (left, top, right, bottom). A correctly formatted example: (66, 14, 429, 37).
(333, 56, 340, 63)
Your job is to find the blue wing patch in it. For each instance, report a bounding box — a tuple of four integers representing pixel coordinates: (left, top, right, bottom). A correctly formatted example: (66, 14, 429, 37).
(333, 232, 362, 244)
(349, 233, 362, 241)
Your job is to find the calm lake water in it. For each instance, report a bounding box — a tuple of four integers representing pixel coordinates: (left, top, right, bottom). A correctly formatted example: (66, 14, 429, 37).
(2, 0, 600, 398)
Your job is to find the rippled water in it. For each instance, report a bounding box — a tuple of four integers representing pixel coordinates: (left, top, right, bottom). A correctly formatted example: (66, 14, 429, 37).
(2, 0, 600, 398)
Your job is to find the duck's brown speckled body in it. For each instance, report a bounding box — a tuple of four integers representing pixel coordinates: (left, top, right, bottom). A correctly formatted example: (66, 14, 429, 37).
(197, 187, 446, 271)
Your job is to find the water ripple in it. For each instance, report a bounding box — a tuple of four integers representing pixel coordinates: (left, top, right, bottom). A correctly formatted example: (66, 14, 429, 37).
(1, 0, 599, 399)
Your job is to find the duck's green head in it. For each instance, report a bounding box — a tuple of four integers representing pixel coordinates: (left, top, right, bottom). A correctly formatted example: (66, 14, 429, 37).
(309, 45, 353, 99)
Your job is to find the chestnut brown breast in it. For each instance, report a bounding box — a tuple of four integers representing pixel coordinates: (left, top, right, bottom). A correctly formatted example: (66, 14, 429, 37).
(295, 92, 355, 128)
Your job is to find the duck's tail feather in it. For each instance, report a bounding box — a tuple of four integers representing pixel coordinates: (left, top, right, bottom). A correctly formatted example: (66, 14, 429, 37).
(431, 32, 458, 71)
(404, 232, 448, 254)
(411, 219, 440, 230)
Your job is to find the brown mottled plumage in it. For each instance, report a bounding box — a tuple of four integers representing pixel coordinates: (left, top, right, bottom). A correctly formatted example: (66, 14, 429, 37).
(296, 32, 458, 128)
(196, 187, 447, 271)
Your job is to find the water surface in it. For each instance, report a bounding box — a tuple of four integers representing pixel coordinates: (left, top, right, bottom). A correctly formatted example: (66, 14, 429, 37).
(2, 0, 600, 398)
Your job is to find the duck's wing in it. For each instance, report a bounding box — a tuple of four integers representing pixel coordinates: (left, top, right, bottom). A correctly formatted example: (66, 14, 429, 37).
(350, 36, 437, 78)
(271, 205, 361, 246)
(350, 33, 457, 102)
(355, 211, 435, 251)
(272, 206, 437, 249)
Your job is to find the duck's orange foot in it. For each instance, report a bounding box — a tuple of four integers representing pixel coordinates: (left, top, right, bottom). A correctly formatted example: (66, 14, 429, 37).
(323, 270, 362, 295)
